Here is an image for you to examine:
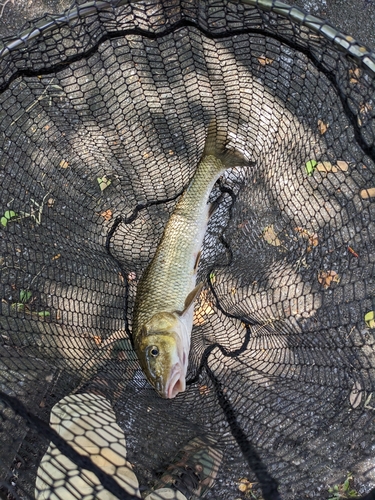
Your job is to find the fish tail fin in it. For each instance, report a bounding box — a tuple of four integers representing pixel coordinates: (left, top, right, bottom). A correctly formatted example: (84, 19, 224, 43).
(203, 119, 251, 170)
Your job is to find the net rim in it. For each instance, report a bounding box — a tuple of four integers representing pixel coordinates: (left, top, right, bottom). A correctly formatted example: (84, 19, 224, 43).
(0, 0, 374, 74)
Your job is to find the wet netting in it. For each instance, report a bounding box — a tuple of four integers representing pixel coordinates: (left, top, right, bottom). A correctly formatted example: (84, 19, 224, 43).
(1, 0, 375, 499)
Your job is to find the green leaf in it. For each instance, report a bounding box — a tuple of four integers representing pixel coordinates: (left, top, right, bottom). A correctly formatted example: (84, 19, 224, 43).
(37, 311, 50, 317)
(97, 175, 111, 191)
(365, 311, 375, 328)
(1, 210, 17, 227)
(11, 302, 24, 311)
(4, 210, 16, 220)
(305, 159, 317, 176)
(20, 290, 32, 303)
(343, 478, 350, 491)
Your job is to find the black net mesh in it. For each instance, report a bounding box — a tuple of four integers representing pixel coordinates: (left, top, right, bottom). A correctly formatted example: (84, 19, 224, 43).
(1, 1, 375, 499)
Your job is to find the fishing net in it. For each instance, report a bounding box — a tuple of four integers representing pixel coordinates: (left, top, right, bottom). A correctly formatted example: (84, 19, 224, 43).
(1, 1, 375, 499)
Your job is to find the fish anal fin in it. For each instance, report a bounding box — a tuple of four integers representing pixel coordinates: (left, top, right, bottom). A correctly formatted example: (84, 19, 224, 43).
(208, 193, 225, 219)
(194, 251, 202, 273)
(179, 282, 203, 317)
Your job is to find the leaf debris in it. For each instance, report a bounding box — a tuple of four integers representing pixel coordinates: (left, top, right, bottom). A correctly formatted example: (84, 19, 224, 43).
(198, 385, 210, 396)
(97, 175, 111, 191)
(294, 227, 318, 252)
(348, 246, 358, 258)
(317, 119, 328, 134)
(365, 311, 375, 329)
(238, 477, 255, 494)
(100, 209, 113, 221)
(1, 210, 17, 227)
(305, 159, 317, 175)
(349, 67, 361, 83)
(59, 160, 69, 169)
(317, 270, 340, 289)
(257, 56, 273, 66)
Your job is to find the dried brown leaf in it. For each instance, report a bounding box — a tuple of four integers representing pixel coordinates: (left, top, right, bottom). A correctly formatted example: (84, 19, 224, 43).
(238, 478, 255, 493)
(317, 119, 328, 135)
(349, 68, 361, 84)
(258, 56, 273, 66)
(60, 160, 69, 169)
(318, 270, 340, 289)
(295, 227, 319, 251)
(349, 68, 361, 79)
(360, 102, 372, 114)
(100, 209, 113, 221)
(198, 385, 210, 396)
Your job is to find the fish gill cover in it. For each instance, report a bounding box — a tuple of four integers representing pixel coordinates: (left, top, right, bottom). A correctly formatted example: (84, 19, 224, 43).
(0, 1, 374, 499)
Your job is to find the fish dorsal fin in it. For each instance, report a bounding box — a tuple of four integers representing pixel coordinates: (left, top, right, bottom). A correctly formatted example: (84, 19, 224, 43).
(179, 282, 203, 317)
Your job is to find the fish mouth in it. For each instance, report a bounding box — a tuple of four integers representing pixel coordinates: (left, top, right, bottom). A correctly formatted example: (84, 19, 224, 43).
(165, 365, 186, 399)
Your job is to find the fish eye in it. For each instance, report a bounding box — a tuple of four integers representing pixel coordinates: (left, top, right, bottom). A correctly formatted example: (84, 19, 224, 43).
(150, 346, 159, 357)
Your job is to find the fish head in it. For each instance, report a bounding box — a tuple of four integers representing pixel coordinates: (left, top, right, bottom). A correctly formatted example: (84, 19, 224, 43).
(137, 312, 190, 399)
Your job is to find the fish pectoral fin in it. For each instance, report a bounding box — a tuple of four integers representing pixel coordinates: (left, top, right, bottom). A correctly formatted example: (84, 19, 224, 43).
(180, 282, 204, 317)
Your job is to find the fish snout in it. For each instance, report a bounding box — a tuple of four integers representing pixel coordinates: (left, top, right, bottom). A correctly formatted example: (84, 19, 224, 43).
(165, 364, 186, 399)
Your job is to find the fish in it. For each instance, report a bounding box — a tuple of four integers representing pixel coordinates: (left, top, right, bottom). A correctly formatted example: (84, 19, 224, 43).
(132, 121, 250, 398)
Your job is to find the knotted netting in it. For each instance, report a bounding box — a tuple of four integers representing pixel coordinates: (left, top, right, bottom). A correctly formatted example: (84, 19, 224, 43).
(0, 1, 375, 499)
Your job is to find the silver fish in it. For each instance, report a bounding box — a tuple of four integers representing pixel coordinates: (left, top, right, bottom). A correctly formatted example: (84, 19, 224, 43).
(132, 122, 249, 398)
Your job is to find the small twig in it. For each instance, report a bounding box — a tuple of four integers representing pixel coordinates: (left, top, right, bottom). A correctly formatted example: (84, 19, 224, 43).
(29, 265, 47, 288)
(17, 192, 50, 225)
(0, 0, 14, 20)
(346, 326, 356, 339)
